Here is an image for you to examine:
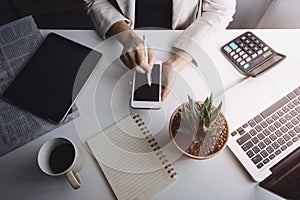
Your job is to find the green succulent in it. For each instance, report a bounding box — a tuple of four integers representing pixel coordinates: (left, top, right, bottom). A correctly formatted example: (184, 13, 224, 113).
(177, 94, 223, 143)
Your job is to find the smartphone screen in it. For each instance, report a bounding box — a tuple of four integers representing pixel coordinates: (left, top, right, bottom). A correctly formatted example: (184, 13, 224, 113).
(131, 61, 162, 109)
(133, 63, 161, 102)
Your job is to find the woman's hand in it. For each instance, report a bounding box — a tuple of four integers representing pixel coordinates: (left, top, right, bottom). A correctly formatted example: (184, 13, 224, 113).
(107, 21, 155, 73)
(120, 31, 155, 73)
(161, 51, 193, 100)
(107, 22, 194, 100)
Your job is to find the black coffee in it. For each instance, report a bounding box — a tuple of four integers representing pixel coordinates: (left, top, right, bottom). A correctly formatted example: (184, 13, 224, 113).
(49, 143, 75, 174)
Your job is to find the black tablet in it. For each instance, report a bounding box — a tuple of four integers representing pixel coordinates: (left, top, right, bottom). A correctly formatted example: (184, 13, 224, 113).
(2, 33, 102, 124)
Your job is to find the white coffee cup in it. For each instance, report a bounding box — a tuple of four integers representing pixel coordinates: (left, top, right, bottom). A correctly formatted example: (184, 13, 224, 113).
(37, 137, 84, 190)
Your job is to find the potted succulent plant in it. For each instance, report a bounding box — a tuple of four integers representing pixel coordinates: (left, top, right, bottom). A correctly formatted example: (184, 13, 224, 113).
(169, 94, 229, 159)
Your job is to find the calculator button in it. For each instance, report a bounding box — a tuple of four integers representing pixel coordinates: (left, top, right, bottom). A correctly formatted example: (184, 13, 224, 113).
(246, 32, 252, 37)
(230, 51, 236, 56)
(252, 53, 257, 58)
(243, 46, 249, 51)
(249, 43, 255, 48)
(233, 54, 239, 59)
(243, 64, 250, 70)
(254, 39, 260, 44)
(241, 36, 247, 40)
(239, 43, 245, 48)
(263, 46, 269, 51)
(236, 48, 241, 53)
(246, 57, 251, 62)
(245, 39, 250, 44)
(247, 50, 254, 55)
(257, 49, 263, 55)
(224, 46, 232, 53)
(235, 39, 242, 44)
(258, 43, 264, 48)
(250, 36, 256, 41)
(242, 54, 248, 59)
(239, 51, 245, 56)
(229, 42, 238, 50)
(236, 57, 242, 62)
(253, 46, 259, 52)
(240, 60, 246, 66)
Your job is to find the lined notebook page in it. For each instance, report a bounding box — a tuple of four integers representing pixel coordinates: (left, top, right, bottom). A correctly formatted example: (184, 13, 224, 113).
(87, 115, 176, 200)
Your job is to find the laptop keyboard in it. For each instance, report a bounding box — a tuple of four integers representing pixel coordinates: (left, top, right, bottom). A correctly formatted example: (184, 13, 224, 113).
(231, 86, 300, 170)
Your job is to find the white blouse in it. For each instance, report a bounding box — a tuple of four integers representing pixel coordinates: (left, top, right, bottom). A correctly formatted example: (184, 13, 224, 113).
(83, 0, 236, 53)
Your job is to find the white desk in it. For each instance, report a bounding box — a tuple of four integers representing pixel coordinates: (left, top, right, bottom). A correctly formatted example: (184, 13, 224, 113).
(1, 29, 300, 200)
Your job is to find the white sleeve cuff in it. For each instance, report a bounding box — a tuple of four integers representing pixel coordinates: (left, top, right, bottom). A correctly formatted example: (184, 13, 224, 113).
(85, 0, 131, 38)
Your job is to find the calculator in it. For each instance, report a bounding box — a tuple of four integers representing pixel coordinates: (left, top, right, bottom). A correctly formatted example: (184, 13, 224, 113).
(221, 31, 286, 77)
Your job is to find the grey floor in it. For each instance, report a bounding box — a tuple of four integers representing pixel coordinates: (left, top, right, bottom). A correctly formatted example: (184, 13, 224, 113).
(0, 0, 93, 29)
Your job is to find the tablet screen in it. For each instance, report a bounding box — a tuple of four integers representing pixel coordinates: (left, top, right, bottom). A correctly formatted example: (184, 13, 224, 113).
(3, 33, 102, 124)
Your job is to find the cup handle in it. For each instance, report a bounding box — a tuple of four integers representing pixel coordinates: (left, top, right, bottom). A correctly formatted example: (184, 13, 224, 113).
(66, 170, 82, 190)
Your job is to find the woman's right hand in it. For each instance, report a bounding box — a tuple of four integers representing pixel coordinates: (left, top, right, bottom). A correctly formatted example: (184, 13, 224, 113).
(107, 21, 155, 73)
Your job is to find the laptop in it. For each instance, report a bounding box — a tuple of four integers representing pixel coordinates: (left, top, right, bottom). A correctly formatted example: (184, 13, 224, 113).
(224, 60, 300, 199)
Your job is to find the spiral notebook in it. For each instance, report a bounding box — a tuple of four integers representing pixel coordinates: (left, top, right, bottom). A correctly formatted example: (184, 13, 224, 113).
(87, 114, 177, 200)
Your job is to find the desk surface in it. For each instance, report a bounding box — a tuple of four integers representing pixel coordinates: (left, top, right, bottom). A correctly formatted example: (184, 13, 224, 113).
(1, 29, 300, 200)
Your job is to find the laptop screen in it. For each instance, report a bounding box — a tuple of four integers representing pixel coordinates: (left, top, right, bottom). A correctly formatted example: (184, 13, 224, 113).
(259, 146, 300, 199)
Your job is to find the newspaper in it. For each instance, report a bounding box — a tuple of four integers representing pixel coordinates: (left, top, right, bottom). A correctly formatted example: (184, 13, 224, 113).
(0, 16, 79, 156)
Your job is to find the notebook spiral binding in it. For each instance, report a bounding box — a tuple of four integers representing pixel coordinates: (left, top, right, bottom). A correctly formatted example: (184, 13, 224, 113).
(132, 114, 177, 179)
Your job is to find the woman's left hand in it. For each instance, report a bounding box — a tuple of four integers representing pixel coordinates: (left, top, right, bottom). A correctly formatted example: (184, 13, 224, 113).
(161, 51, 193, 101)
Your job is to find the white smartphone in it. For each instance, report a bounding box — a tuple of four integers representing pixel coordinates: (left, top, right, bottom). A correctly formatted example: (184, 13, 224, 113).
(131, 60, 162, 109)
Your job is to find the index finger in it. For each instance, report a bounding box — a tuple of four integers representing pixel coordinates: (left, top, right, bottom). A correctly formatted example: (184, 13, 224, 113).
(136, 49, 154, 73)
(147, 48, 155, 71)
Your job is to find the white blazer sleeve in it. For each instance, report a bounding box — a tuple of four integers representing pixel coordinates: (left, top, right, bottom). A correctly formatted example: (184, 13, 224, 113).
(173, 0, 236, 53)
(83, 0, 130, 38)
